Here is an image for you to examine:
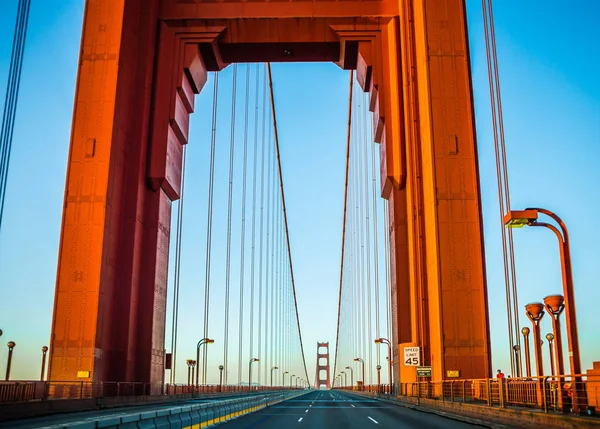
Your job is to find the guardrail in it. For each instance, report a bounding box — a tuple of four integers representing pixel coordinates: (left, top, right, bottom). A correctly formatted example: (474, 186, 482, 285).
(11, 390, 305, 428)
(336, 374, 599, 417)
(0, 381, 303, 403)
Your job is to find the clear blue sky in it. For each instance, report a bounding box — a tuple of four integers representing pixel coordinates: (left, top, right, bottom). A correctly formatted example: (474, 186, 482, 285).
(0, 0, 598, 383)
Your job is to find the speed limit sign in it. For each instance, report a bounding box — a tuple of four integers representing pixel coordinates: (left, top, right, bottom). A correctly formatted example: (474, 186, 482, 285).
(403, 347, 420, 366)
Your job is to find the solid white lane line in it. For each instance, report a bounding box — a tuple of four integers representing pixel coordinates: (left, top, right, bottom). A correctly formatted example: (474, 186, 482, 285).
(368, 417, 379, 424)
(298, 417, 303, 422)
(305, 409, 309, 413)
(351, 404, 355, 408)
(309, 404, 312, 407)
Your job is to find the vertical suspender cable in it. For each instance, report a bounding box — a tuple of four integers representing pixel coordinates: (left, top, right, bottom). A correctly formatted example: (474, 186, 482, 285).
(237, 64, 251, 384)
(258, 65, 268, 383)
(383, 200, 392, 383)
(362, 91, 372, 384)
(249, 64, 260, 364)
(263, 80, 273, 386)
(201, 73, 219, 385)
(370, 97, 381, 368)
(267, 63, 309, 382)
(170, 145, 187, 384)
(269, 132, 277, 383)
(357, 87, 367, 373)
(488, 0, 522, 375)
(482, 0, 520, 376)
(223, 64, 238, 385)
(0, 0, 31, 232)
(333, 70, 353, 379)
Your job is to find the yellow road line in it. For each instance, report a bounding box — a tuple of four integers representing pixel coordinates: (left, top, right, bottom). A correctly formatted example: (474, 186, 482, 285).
(184, 403, 267, 429)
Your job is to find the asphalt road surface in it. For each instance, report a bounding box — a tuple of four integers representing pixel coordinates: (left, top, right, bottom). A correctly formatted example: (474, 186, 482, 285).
(220, 390, 486, 428)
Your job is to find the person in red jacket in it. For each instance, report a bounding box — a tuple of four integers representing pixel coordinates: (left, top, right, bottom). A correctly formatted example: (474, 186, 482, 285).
(496, 369, 505, 379)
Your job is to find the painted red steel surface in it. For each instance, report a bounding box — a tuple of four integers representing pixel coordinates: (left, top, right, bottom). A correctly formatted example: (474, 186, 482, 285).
(50, 0, 491, 389)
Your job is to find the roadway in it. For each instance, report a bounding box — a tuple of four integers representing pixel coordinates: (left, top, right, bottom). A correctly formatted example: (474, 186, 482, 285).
(219, 390, 490, 428)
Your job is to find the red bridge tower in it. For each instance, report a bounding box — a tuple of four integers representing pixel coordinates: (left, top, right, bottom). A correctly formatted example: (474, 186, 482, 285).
(314, 342, 331, 389)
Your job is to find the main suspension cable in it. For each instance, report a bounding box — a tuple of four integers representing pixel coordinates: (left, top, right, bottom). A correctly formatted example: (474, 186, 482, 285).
(333, 70, 353, 379)
(266, 63, 309, 382)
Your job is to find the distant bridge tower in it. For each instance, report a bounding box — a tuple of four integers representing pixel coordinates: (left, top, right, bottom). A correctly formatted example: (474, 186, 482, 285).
(314, 342, 331, 389)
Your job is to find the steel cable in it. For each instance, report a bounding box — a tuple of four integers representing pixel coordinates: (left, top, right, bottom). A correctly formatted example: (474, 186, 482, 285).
(237, 64, 251, 384)
(201, 73, 220, 384)
(223, 64, 238, 385)
(0, 0, 31, 232)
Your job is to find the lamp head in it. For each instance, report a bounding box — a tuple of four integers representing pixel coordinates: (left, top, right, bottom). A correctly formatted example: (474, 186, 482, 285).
(521, 327, 530, 336)
(7, 341, 15, 349)
(42, 346, 48, 352)
(206, 338, 215, 344)
(504, 209, 538, 228)
(544, 295, 565, 314)
(546, 333, 554, 341)
(376, 365, 382, 370)
(525, 302, 545, 320)
(219, 365, 224, 370)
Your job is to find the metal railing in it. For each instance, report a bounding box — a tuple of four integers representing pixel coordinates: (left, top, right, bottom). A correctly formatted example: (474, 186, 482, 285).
(340, 374, 599, 417)
(0, 381, 306, 403)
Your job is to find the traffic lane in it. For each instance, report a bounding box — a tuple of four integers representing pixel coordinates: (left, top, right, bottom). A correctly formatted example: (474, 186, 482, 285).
(216, 390, 316, 428)
(220, 389, 488, 429)
(331, 391, 485, 428)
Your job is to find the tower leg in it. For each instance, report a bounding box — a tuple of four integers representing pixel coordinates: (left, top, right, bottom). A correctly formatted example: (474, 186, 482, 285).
(49, 0, 207, 390)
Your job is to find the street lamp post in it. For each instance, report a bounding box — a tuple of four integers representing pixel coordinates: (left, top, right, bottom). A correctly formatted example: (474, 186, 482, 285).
(546, 334, 555, 377)
(195, 338, 215, 386)
(376, 365, 381, 392)
(512, 345, 521, 378)
(290, 374, 295, 389)
(544, 294, 566, 377)
(522, 327, 532, 378)
(375, 338, 392, 388)
(191, 360, 197, 388)
(342, 370, 347, 388)
(525, 303, 545, 408)
(186, 359, 193, 385)
(505, 208, 584, 412)
(5, 341, 15, 381)
(218, 365, 224, 391)
(525, 303, 545, 377)
(354, 358, 365, 390)
(345, 366, 353, 389)
(271, 366, 279, 387)
(40, 346, 49, 381)
(248, 358, 259, 391)
(283, 371, 289, 388)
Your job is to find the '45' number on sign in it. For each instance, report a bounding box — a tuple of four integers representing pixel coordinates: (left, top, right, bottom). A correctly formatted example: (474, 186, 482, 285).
(403, 347, 420, 366)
